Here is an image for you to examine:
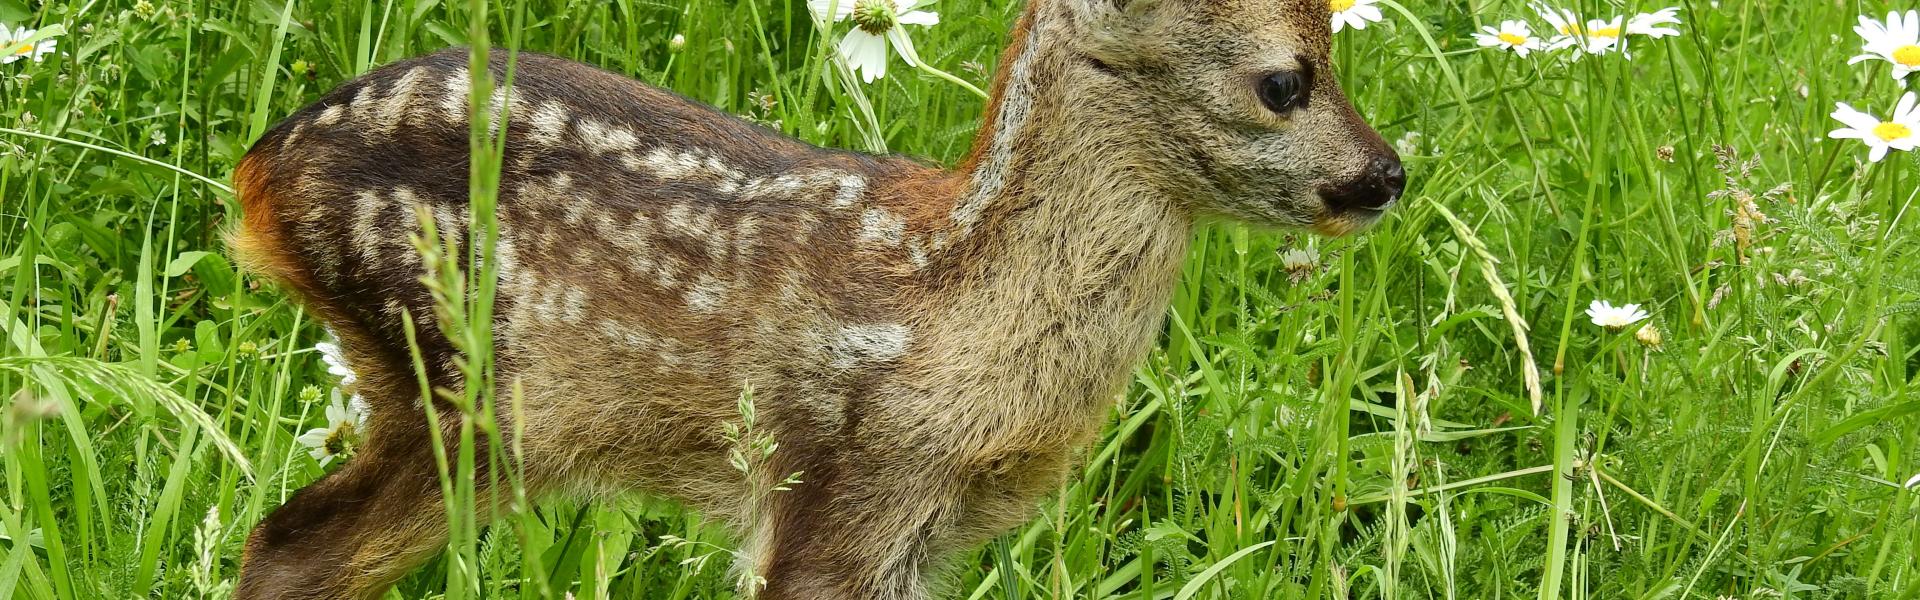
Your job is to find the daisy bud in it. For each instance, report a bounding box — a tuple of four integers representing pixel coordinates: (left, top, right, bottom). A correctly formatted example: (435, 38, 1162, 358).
(668, 33, 687, 53)
(1634, 324, 1663, 350)
(1656, 145, 1674, 162)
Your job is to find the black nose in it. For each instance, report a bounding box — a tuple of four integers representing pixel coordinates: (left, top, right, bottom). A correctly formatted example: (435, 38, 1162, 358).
(1321, 156, 1406, 213)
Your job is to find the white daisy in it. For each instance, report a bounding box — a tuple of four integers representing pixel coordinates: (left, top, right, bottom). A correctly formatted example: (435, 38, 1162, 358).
(1394, 130, 1423, 156)
(1572, 17, 1628, 56)
(1330, 0, 1385, 33)
(1851, 11, 1920, 81)
(1829, 92, 1920, 163)
(1627, 8, 1683, 38)
(1535, 4, 1589, 51)
(315, 340, 358, 388)
(1536, 4, 1683, 58)
(1474, 20, 1544, 56)
(1280, 247, 1319, 282)
(808, 0, 940, 83)
(295, 392, 368, 467)
(0, 25, 56, 64)
(1586, 300, 1650, 329)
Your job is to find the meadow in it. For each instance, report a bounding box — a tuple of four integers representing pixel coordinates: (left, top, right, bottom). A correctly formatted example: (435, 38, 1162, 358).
(1, 0, 1917, 598)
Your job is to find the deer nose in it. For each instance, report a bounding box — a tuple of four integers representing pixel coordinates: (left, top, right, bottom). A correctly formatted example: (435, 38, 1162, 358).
(1321, 155, 1406, 213)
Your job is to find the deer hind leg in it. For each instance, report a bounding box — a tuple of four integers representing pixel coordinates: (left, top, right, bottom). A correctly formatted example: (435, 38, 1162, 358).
(236, 409, 454, 600)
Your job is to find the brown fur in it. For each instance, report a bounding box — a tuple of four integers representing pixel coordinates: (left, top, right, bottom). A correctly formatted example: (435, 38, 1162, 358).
(233, 0, 1401, 598)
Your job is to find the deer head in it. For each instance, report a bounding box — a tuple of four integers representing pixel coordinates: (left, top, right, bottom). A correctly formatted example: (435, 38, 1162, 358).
(1044, 0, 1405, 235)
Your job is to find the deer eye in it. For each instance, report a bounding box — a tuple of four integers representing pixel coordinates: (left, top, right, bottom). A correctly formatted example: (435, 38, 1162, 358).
(1257, 69, 1312, 115)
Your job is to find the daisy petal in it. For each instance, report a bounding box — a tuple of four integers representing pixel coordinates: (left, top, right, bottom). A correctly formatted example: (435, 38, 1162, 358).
(807, 0, 856, 21)
(897, 10, 940, 27)
(1833, 103, 1884, 132)
(838, 29, 889, 83)
(888, 29, 924, 68)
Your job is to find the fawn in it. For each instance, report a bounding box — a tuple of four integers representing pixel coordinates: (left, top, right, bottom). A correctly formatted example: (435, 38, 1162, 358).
(229, 0, 1402, 597)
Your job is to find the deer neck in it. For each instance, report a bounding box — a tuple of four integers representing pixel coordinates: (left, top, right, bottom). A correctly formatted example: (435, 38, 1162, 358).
(908, 13, 1194, 415)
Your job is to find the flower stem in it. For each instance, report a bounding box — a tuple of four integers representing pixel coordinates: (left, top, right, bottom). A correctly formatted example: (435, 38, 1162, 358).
(918, 62, 988, 99)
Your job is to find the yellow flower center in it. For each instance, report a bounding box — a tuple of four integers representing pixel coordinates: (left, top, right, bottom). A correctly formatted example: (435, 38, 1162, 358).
(1557, 24, 1582, 36)
(9, 43, 32, 56)
(1330, 0, 1356, 12)
(1874, 121, 1912, 142)
(1498, 32, 1529, 46)
(324, 423, 357, 456)
(1589, 26, 1621, 39)
(1895, 45, 1920, 67)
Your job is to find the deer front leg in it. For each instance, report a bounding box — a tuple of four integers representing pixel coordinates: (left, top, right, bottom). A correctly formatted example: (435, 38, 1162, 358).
(746, 464, 957, 600)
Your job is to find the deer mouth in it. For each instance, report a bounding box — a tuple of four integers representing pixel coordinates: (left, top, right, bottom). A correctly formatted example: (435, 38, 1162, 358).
(1311, 205, 1389, 237)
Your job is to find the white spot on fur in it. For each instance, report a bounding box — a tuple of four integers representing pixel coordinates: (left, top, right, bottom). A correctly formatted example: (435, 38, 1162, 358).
(562, 200, 596, 226)
(486, 85, 523, 138)
(831, 323, 910, 369)
(569, 244, 599, 267)
(833, 174, 867, 209)
(740, 174, 808, 200)
(631, 148, 699, 178)
(560, 286, 589, 324)
(441, 68, 471, 123)
(685, 275, 727, 313)
(373, 67, 428, 133)
(281, 123, 308, 150)
(654, 255, 684, 289)
(351, 190, 387, 263)
(494, 234, 523, 288)
(316, 104, 346, 126)
(349, 84, 379, 116)
(601, 211, 660, 277)
(576, 119, 639, 154)
(733, 215, 762, 261)
(389, 188, 431, 272)
(528, 100, 570, 146)
(907, 237, 931, 269)
(527, 282, 589, 324)
(664, 204, 721, 240)
(629, 148, 745, 193)
(594, 319, 657, 350)
(430, 202, 467, 257)
(858, 208, 906, 247)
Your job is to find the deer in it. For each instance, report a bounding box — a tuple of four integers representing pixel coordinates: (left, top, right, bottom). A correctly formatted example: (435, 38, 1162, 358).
(228, 0, 1403, 597)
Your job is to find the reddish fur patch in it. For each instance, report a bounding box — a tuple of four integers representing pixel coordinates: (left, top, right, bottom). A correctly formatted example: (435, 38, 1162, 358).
(960, 6, 1037, 175)
(226, 151, 350, 324)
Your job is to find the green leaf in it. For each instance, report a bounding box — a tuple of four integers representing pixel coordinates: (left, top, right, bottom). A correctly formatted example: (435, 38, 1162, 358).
(164, 251, 212, 277)
(1173, 540, 1274, 600)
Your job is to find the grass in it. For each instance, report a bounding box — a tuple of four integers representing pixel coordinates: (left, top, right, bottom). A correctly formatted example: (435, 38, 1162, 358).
(1, 0, 1917, 598)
